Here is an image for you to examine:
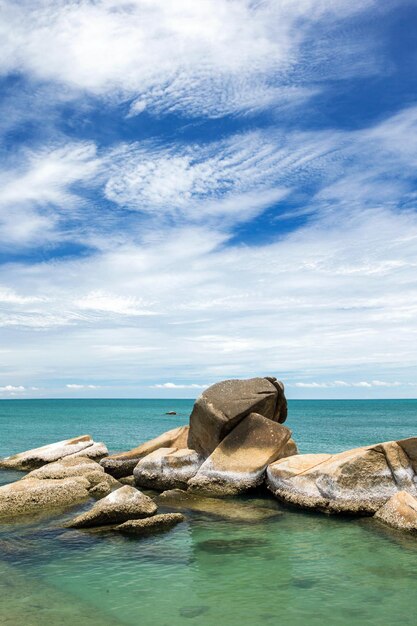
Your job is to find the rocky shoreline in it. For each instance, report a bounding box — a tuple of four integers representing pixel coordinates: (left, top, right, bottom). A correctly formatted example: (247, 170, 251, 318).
(1, 376, 416, 535)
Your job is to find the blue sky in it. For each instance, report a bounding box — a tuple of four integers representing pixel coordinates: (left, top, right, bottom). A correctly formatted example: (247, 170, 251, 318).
(0, 0, 417, 399)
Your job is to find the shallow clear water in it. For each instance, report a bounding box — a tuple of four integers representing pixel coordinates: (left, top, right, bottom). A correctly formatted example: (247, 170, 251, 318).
(0, 399, 416, 626)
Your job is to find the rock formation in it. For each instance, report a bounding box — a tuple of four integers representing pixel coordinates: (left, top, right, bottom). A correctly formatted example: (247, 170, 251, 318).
(0, 435, 108, 471)
(116, 513, 184, 535)
(66, 485, 157, 528)
(0, 477, 91, 520)
(100, 426, 189, 478)
(266, 437, 417, 514)
(374, 491, 417, 532)
(188, 412, 292, 495)
(134, 447, 203, 490)
(23, 456, 120, 496)
(187, 377, 287, 456)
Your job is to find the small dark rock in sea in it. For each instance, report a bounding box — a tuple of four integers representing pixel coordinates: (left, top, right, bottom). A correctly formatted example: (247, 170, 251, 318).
(292, 577, 316, 589)
(196, 537, 269, 554)
(165, 411, 177, 415)
(179, 605, 210, 618)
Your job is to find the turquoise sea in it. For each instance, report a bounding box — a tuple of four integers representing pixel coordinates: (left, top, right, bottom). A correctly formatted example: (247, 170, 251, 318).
(0, 399, 416, 626)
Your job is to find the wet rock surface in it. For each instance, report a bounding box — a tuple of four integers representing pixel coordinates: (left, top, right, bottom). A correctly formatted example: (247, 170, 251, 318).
(116, 512, 185, 535)
(374, 490, 417, 532)
(157, 489, 281, 522)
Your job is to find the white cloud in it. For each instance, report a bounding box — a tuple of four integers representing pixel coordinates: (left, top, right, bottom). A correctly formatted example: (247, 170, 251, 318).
(66, 384, 100, 389)
(76, 291, 156, 317)
(294, 380, 406, 389)
(0, 142, 100, 248)
(0, 200, 416, 395)
(0, 385, 26, 395)
(151, 383, 208, 390)
(0, 0, 378, 118)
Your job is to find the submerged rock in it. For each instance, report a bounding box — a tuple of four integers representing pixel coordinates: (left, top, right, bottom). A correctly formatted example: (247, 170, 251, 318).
(267, 437, 417, 514)
(119, 475, 135, 486)
(116, 512, 185, 535)
(157, 489, 281, 522)
(100, 426, 189, 478)
(66, 485, 157, 528)
(0, 435, 108, 471)
(196, 537, 270, 554)
(187, 377, 287, 456)
(188, 412, 292, 495)
(134, 447, 203, 490)
(374, 491, 417, 532)
(0, 477, 90, 520)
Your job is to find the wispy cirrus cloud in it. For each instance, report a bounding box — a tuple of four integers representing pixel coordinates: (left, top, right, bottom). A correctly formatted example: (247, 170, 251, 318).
(0, 142, 100, 248)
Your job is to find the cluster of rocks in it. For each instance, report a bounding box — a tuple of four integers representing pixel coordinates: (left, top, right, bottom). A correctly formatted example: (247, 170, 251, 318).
(0, 376, 417, 536)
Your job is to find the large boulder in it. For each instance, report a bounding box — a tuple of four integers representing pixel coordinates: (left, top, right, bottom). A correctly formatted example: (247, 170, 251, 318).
(374, 491, 417, 532)
(66, 485, 157, 528)
(133, 447, 203, 490)
(0, 435, 108, 471)
(100, 426, 189, 478)
(0, 477, 91, 520)
(266, 437, 417, 514)
(116, 513, 185, 535)
(187, 377, 287, 456)
(188, 412, 292, 495)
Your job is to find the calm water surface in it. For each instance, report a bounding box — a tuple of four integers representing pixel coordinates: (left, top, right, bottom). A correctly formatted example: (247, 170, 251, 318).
(0, 399, 416, 626)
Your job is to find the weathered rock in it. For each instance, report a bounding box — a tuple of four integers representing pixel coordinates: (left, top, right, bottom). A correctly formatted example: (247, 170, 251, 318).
(266, 437, 417, 514)
(119, 475, 135, 486)
(187, 377, 287, 456)
(0, 435, 107, 471)
(116, 513, 185, 535)
(374, 491, 417, 532)
(0, 477, 90, 520)
(66, 485, 157, 528)
(280, 438, 298, 458)
(188, 413, 292, 495)
(134, 447, 203, 490)
(100, 426, 189, 478)
(24, 456, 104, 482)
(68, 442, 108, 461)
(157, 489, 281, 522)
(22, 456, 120, 494)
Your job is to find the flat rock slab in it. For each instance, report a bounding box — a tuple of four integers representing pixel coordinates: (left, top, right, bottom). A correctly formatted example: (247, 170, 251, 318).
(0, 477, 91, 520)
(0, 435, 108, 471)
(116, 513, 185, 535)
(100, 426, 189, 478)
(23, 456, 120, 495)
(188, 412, 292, 495)
(267, 437, 417, 514)
(67, 485, 157, 528)
(157, 489, 281, 522)
(374, 490, 417, 532)
(187, 377, 287, 456)
(134, 447, 203, 490)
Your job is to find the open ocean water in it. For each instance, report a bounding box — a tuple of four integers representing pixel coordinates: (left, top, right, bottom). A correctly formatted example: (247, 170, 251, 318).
(0, 398, 416, 626)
